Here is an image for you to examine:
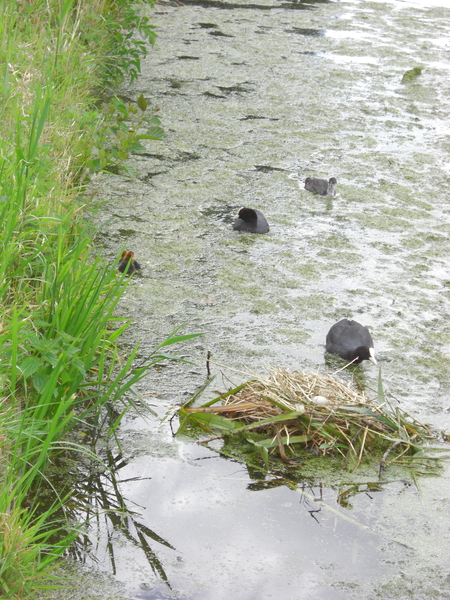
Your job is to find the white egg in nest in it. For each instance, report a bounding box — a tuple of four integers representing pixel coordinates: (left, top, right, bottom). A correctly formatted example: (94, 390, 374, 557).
(311, 396, 330, 406)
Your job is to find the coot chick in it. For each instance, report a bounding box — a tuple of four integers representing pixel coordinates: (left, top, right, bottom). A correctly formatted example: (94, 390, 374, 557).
(326, 318, 377, 365)
(305, 177, 337, 197)
(233, 208, 269, 234)
(118, 251, 141, 275)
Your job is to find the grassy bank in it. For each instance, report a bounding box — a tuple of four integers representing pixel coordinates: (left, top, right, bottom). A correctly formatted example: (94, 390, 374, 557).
(0, 1, 180, 596)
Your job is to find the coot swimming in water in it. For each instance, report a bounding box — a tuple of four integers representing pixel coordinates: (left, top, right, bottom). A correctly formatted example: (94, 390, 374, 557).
(118, 251, 141, 275)
(304, 177, 337, 197)
(233, 208, 269, 234)
(326, 318, 377, 365)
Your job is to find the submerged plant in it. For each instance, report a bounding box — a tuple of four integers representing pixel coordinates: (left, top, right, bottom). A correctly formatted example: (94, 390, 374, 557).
(401, 66, 423, 83)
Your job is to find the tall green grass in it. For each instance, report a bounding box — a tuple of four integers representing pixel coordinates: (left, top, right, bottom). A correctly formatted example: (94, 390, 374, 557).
(0, 1, 186, 596)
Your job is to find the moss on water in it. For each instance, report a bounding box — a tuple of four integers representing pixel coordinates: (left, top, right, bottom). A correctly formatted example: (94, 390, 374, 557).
(293, 294, 331, 313)
(288, 263, 321, 280)
(277, 327, 310, 343)
(352, 212, 414, 231)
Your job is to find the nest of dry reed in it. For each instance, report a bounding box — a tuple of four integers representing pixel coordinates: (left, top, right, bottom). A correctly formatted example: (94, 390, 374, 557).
(223, 368, 370, 424)
(189, 368, 431, 465)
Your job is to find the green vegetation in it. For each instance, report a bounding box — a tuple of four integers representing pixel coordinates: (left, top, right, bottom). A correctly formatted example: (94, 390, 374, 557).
(0, 1, 196, 597)
(401, 66, 423, 83)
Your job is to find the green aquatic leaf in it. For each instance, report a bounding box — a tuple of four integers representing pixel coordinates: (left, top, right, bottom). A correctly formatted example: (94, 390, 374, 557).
(257, 434, 310, 448)
(184, 411, 242, 432)
(247, 438, 269, 469)
(377, 366, 385, 404)
(401, 66, 422, 83)
(137, 93, 148, 111)
(157, 332, 204, 348)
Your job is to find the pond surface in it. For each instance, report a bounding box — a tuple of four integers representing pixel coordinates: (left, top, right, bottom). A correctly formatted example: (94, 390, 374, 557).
(72, 0, 450, 598)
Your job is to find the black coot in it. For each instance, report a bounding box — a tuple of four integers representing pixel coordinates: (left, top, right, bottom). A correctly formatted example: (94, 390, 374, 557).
(326, 318, 377, 365)
(118, 251, 141, 275)
(304, 177, 337, 197)
(233, 208, 269, 234)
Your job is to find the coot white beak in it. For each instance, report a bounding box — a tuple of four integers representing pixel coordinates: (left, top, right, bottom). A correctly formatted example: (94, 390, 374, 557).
(369, 347, 377, 366)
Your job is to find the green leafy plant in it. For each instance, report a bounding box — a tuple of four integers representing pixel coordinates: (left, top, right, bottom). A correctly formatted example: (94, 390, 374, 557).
(86, 94, 164, 176)
(104, 0, 157, 85)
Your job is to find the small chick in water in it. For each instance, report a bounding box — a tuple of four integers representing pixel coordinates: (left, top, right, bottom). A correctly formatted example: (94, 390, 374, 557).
(304, 177, 337, 197)
(118, 251, 141, 275)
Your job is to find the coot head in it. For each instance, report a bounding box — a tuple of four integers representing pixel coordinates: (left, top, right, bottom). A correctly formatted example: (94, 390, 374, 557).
(350, 345, 377, 365)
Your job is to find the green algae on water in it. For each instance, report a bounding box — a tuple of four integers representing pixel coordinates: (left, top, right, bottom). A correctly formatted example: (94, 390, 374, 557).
(401, 66, 423, 83)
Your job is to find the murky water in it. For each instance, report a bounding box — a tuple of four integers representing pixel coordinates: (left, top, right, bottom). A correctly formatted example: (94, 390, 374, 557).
(78, 0, 450, 598)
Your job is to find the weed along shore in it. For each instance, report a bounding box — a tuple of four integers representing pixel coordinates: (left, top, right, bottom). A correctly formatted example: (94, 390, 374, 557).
(0, 1, 183, 597)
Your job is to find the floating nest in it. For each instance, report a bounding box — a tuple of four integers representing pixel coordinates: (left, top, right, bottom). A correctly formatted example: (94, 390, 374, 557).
(179, 368, 433, 470)
(222, 369, 371, 424)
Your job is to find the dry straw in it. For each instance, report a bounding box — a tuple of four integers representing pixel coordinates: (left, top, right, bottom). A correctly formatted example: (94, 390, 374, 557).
(180, 367, 432, 470)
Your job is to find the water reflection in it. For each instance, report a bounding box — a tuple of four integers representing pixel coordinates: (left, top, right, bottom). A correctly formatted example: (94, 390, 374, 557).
(48, 446, 176, 587)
